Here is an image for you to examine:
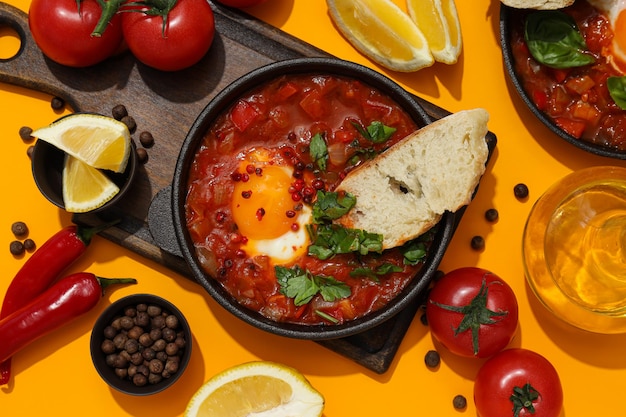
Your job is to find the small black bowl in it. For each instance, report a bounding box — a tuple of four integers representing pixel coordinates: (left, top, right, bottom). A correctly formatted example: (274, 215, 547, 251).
(31, 129, 138, 213)
(500, 4, 626, 160)
(90, 294, 192, 396)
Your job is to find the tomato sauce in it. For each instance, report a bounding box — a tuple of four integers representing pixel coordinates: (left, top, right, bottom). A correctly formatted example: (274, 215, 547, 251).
(509, 0, 626, 150)
(185, 73, 431, 325)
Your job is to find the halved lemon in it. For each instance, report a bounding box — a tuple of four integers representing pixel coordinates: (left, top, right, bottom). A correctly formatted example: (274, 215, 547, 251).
(326, 0, 434, 72)
(62, 155, 120, 213)
(406, 0, 462, 64)
(184, 361, 325, 417)
(32, 113, 131, 173)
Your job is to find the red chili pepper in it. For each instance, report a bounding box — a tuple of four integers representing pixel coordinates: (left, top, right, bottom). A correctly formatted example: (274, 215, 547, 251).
(0, 221, 117, 385)
(0, 272, 136, 364)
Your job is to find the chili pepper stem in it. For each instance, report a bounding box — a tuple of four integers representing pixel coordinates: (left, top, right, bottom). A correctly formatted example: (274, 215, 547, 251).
(97, 277, 138, 295)
(77, 219, 121, 245)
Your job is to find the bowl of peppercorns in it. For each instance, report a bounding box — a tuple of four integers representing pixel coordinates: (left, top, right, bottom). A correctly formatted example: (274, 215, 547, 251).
(90, 294, 191, 395)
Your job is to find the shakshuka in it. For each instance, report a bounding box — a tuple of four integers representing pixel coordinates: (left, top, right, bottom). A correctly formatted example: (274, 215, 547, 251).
(185, 73, 435, 325)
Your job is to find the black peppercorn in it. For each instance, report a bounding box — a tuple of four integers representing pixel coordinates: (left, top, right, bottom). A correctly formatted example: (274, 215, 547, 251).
(136, 147, 148, 164)
(11, 221, 28, 237)
(424, 350, 441, 368)
(471, 235, 485, 251)
(139, 131, 155, 148)
(111, 104, 128, 120)
(485, 208, 499, 222)
(452, 394, 467, 410)
(514, 183, 529, 199)
(51, 96, 65, 110)
(121, 115, 136, 133)
(9, 240, 24, 256)
(18, 126, 33, 141)
(23, 238, 36, 252)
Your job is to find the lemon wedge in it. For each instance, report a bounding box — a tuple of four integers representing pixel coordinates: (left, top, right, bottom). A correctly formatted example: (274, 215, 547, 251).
(326, 0, 434, 72)
(184, 361, 325, 417)
(62, 155, 120, 213)
(32, 113, 131, 173)
(406, 0, 462, 64)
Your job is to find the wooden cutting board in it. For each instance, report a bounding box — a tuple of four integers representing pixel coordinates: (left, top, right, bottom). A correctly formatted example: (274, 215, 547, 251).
(0, 1, 496, 373)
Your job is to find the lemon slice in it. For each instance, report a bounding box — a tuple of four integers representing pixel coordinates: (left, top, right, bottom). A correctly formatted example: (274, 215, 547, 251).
(184, 361, 325, 417)
(407, 0, 462, 64)
(326, 0, 434, 72)
(32, 113, 131, 173)
(62, 155, 120, 213)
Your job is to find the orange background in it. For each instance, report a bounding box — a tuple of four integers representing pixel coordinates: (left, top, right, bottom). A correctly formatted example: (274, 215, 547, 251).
(2, 0, 626, 415)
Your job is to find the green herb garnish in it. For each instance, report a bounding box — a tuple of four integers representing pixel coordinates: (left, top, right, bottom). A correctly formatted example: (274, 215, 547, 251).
(312, 190, 357, 223)
(524, 11, 595, 69)
(310, 132, 328, 171)
(608, 76, 626, 110)
(352, 121, 397, 143)
(308, 224, 383, 260)
(276, 265, 351, 306)
(350, 263, 403, 281)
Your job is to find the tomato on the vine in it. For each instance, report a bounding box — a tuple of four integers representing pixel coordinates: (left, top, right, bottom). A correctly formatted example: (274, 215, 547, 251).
(426, 267, 518, 358)
(474, 348, 563, 417)
(28, 0, 124, 67)
(121, 0, 215, 71)
(214, 0, 268, 7)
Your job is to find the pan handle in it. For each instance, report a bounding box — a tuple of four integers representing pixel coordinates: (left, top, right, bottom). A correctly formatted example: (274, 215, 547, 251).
(0, 2, 80, 109)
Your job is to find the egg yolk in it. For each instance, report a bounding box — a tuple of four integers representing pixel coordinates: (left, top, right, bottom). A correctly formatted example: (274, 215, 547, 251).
(232, 165, 295, 240)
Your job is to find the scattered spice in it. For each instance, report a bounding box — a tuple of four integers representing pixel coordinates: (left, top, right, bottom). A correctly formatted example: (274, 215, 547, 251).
(136, 148, 148, 164)
(514, 183, 529, 200)
(139, 131, 155, 148)
(121, 115, 137, 133)
(485, 208, 499, 222)
(111, 104, 128, 121)
(424, 350, 441, 368)
(11, 221, 28, 238)
(23, 239, 36, 252)
(50, 96, 65, 111)
(471, 235, 485, 251)
(26, 146, 34, 159)
(9, 241, 24, 256)
(18, 126, 33, 142)
(452, 394, 467, 410)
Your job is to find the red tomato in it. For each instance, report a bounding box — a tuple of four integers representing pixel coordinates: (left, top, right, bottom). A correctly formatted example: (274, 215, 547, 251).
(121, 0, 215, 71)
(474, 348, 563, 417)
(426, 267, 518, 358)
(28, 0, 123, 67)
(215, 0, 268, 7)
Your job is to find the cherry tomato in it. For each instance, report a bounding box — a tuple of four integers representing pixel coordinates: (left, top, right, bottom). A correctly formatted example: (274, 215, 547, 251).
(474, 348, 563, 417)
(28, 0, 124, 67)
(215, 0, 268, 7)
(426, 267, 518, 358)
(121, 0, 215, 71)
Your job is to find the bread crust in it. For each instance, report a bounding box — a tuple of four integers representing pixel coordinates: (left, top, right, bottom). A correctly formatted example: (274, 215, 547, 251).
(500, 0, 575, 10)
(334, 108, 490, 249)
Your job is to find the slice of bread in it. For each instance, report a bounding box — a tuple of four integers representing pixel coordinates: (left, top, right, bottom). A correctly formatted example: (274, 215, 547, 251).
(500, 0, 574, 9)
(334, 108, 490, 249)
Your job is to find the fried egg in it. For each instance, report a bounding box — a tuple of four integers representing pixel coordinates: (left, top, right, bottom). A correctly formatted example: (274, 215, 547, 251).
(231, 147, 312, 264)
(589, 0, 626, 73)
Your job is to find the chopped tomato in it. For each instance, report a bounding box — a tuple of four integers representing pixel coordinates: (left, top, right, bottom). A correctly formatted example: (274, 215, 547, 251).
(299, 89, 325, 119)
(230, 100, 260, 132)
(565, 75, 596, 95)
(554, 117, 586, 138)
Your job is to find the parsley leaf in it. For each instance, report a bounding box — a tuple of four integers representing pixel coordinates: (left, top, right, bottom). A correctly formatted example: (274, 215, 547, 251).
(275, 265, 351, 306)
(308, 224, 383, 260)
(312, 190, 356, 223)
(309, 133, 328, 171)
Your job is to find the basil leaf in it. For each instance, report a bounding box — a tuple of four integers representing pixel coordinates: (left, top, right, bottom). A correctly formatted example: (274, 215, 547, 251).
(310, 133, 328, 171)
(401, 240, 428, 265)
(351, 121, 397, 143)
(524, 11, 596, 69)
(312, 190, 357, 223)
(608, 76, 626, 110)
